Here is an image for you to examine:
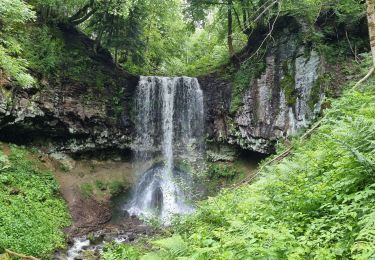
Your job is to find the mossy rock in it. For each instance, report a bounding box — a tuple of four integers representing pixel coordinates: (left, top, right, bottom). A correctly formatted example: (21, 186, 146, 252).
(308, 73, 333, 110)
(281, 61, 297, 106)
(230, 54, 267, 114)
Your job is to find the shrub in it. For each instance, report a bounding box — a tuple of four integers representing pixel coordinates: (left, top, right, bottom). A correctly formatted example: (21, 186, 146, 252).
(109, 181, 124, 196)
(0, 0, 36, 88)
(59, 164, 70, 172)
(208, 164, 242, 179)
(80, 183, 94, 198)
(22, 26, 64, 77)
(95, 180, 107, 191)
(102, 242, 141, 260)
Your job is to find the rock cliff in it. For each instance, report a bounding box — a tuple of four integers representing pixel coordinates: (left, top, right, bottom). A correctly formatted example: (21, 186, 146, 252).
(199, 16, 362, 155)
(0, 25, 138, 154)
(229, 21, 324, 154)
(0, 16, 367, 157)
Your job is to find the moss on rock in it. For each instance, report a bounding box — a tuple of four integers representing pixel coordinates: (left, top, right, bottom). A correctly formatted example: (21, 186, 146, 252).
(281, 61, 297, 106)
(230, 56, 267, 114)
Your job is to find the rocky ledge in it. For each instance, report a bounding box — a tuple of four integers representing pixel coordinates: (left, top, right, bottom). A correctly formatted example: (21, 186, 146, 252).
(0, 16, 365, 157)
(0, 25, 138, 154)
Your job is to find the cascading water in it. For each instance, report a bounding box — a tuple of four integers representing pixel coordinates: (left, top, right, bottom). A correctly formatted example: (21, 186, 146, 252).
(126, 76, 204, 222)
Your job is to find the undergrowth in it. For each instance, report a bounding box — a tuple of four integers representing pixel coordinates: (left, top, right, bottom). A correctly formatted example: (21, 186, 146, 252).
(0, 145, 71, 259)
(103, 71, 375, 259)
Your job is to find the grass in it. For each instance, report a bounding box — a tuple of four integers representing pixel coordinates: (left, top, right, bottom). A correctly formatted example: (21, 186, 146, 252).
(81, 180, 126, 198)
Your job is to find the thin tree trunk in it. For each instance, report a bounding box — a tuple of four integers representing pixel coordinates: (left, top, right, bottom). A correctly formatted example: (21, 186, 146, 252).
(367, 0, 375, 66)
(114, 47, 118, 64)
(94, 29, 104, 53)
(68, 0, 95, 24)
(227, 0, 234, 57)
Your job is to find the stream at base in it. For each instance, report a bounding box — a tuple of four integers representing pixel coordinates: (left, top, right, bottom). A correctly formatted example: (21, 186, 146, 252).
(63, 217, 154, 260)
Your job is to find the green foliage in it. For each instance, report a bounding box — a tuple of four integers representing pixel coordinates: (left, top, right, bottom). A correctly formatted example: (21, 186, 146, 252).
(30, 0, 90, 23)
(281, 61, 297, 106)
(205, 163, 245, 196)
(2, 0, 367, 80)
(80, 180, 126, 198)
(208, 164, 242, 180)
(0, 45, 35, 88)
(95, 180, 106, 190)
(109, 181, 125, 196)
(308, 73, 331, 110)
(282, 0, 364, 25)
(165, 26, 232, 77)
(118, 0, 192, 76)
(102, 242, 141, 260)
(0, 0, 35, 25)
(59, 164, 70, 172)
(230, 56, 266, 114)
(131, 69, 375, 259)
(142, 235, 189, 259)
(22, 26, 64, 77)
(0, 0, 36, 87)
(0, 144, 71, 258)
(0, 153, 10, 171)
(80, 183, 94, 198)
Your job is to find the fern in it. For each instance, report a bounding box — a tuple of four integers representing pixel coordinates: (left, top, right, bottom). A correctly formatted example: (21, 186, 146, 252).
(351, 211, 375, 259)
(324, 134, 375, 174)
(103, 70, 375, 260)
(153, 235, 189, 258)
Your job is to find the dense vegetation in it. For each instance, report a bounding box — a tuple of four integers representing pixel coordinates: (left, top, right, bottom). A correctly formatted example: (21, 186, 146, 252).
(0, 145, 70, 258)
(1, 0, 374, 259)
(0, 0, 365, 85)
(103, 63, 375, 259)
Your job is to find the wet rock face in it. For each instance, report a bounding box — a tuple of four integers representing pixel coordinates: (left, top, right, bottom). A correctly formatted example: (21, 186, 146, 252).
(230, 45, 322, 154)
(198, 73, 232, 143)
(200, 18, 324, 155)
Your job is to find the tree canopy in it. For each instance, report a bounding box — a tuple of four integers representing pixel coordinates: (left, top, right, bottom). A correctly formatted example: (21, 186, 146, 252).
(0, 0, 368, 83)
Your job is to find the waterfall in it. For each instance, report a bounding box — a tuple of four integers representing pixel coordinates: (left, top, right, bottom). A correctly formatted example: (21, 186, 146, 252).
(126, 76, 204, 222)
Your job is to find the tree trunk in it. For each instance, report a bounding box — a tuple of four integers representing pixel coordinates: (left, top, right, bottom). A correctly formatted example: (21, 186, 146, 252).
(227, 0, 234, 57)
(114, 47, 118, 65)
(94, 29, 104, 54)
(367, 0, 375, 66)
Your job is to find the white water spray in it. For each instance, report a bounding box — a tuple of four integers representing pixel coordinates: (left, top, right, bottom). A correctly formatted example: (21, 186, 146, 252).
(126, 76, 204, 223)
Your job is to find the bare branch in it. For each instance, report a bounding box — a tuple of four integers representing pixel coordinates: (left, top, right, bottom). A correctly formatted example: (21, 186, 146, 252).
(241, 1, 281, 65)
(70, 7, 98, 25)
(352, 67, 374, 91)
(253, 0, 278, 24)
(345, 31, 359, 63)
(68, 0, 97, 25)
